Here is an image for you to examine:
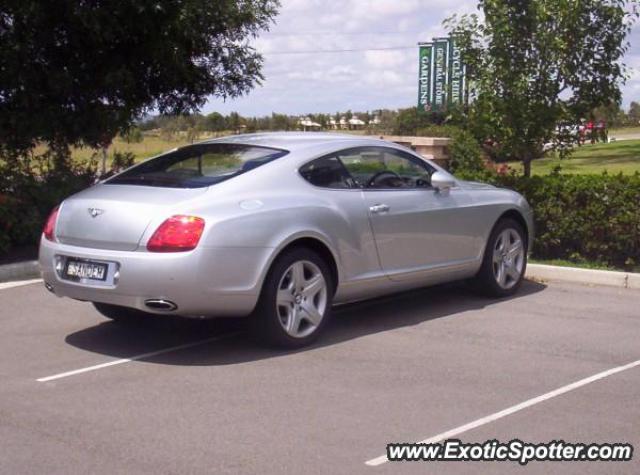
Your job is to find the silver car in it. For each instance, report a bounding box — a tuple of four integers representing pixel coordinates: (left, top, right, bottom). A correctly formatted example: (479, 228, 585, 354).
(40, 133, 533, 347)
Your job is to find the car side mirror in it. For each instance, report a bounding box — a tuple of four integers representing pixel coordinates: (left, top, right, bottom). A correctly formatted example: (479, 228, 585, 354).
(431, 171, 456, 192)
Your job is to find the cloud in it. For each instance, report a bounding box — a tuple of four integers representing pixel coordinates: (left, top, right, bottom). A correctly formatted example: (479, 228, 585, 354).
(204, 0, 639, 115)
(364, 50, 410, 68)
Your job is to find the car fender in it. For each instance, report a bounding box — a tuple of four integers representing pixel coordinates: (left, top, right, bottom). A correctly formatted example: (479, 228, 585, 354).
(254, 228, 343, 296)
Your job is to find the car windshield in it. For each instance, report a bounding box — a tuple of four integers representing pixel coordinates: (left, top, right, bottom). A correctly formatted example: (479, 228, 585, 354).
(106, 143, 288, 188)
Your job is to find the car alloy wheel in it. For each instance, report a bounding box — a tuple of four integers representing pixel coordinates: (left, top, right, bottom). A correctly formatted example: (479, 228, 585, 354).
(276, 260, 328, 338)
(492, 228, 525, 290)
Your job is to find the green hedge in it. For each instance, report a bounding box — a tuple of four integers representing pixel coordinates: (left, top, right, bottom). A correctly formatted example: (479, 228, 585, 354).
(494, 172, 640, 271)
(1, 162, 639, 271)
(0, 164, 97, 257)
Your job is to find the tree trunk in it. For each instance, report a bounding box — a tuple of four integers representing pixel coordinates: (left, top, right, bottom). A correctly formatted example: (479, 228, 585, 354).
(523, 158, 532, 177)
(101, 148, 107, 176)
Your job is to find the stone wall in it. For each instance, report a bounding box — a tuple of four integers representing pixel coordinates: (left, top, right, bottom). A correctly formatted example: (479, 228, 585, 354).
(380, 136, 451, 169)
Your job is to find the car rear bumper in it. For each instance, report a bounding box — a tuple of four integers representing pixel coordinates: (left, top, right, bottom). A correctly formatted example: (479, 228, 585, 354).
(39, 238, 273, 317)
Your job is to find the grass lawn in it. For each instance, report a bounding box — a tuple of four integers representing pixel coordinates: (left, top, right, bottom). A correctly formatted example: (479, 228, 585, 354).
(67, 130, 368, 167)
(63, 135, 191, 166)
(509, 139, 640, 175)
(610, 126, 640, 136)
(62, 130, 640, 175)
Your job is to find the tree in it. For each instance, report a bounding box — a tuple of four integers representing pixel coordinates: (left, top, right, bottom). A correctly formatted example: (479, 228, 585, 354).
(446, 0, 637, 176)
(592, 103, 626, 129)
(629, 101, 640, 124)
(122, 127, 143, 144)
(0, 0, 279, 159)
(377, 109, 399, 133)
(206, 112, 227, 132)
(226, 112, 244, 132)
(271, 113, 290, 131)
(392, 107, 438, 135)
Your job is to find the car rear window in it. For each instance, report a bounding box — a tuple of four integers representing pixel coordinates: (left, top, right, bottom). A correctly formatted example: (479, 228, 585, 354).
(106, 143, 288, 188)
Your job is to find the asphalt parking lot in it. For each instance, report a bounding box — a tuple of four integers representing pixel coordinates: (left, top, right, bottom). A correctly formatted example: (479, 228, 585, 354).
(1, 278, 639, 474)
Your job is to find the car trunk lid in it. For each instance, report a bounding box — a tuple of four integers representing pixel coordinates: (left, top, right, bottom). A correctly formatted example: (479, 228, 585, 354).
(56, 184, 206, 251)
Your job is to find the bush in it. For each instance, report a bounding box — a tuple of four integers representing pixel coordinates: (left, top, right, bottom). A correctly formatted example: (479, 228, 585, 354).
(111, 151, 135, 171)
(493, 172, 640, 270)
(1, 147, 638, 273)
(0, 153, 97, 257)
(415, 124, 462, 138)
(448, 129, 485, 175)
(392, 108, 426, 135)
(392, 107, 449, 135)
(122, 127, 144, 144)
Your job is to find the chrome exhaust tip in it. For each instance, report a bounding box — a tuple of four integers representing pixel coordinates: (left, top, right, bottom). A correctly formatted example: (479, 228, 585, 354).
(44, 282, 55, 293)
(144, 299, 178, 311)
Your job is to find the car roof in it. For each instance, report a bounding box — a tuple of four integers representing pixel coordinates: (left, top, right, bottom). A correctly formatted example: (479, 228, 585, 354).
(199, 132, 391, 151)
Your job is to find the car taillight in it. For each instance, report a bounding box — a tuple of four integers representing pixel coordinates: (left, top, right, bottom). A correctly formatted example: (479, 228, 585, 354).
(147, 215, 205, 252)
(43, 206, 60, 242)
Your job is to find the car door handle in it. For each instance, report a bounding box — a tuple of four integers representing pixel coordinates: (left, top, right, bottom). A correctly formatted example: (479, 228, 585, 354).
(369, 204, 390, 214)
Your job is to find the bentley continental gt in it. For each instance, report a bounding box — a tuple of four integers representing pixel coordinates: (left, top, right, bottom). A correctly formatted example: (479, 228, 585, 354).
(39, 133, 533, 347)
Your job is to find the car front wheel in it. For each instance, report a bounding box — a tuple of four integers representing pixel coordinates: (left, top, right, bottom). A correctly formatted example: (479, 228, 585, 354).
(473, 218, 527, 297)
(250, 247, 334, 348)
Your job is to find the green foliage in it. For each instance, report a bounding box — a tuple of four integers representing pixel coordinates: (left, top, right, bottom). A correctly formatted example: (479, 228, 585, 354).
(481, 172, 640, 270)
(448, 130, 485, 175)
(591, 103, 627, 129)
(0, 153, 97, 256)
(446, 0, 638, 176)
(628, 102, 640, 125)
(415, 124, 461, 138)
(205, 112, 227, 132)
(122, 127, 143, 144)
(271, 113, 292, 131)
(393, 108, 434, 135)
(393, 106, 467, 136)
(111, 151, 136, 171)
(0, 1, 279, 156)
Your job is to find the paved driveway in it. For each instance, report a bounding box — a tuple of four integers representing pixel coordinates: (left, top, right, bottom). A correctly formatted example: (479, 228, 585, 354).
(0, 279, 638, 474)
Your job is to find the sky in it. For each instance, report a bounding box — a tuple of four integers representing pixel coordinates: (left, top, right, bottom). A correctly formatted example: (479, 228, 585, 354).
(202, 0, 640, 117)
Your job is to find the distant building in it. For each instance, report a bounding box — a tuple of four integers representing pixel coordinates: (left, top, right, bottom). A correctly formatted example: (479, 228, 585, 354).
(348, 115, 365, 130)
(298, 117, 322, 131)
(339, 117, 349, 130)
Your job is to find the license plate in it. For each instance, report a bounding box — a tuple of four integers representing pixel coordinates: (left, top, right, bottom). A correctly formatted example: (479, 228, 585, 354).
(64, 260, 108, 281)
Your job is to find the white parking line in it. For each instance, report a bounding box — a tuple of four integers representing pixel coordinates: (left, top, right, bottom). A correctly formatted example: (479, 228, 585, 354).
(0, 278, 43, 291)
(37, 332, 240, 382)
(365, 358, 640, 467)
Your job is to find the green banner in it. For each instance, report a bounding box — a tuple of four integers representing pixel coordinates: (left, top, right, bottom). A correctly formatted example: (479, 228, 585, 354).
(432, 38, 450, 111)
(417, 44, 433, 113)
(448, 37, 464, 107)
(418, 35, 466, 112)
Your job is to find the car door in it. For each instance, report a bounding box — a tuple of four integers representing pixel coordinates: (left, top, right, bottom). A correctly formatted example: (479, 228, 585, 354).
(297, 154, 383, 285)
(337, 147, 482, 281)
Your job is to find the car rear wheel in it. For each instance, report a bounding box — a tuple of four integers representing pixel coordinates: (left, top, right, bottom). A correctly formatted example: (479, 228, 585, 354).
(473, 218, 527, 297)
(92, 302, 151, 322)
(250, 247, 334, 348)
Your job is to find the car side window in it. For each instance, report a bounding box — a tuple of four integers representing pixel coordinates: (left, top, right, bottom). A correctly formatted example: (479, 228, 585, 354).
(338, 147, 434, 190)
(299, 156, 356, 189)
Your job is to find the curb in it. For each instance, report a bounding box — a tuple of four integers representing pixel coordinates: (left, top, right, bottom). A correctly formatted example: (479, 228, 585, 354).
(0, 260, 40, 283)
(527, 264, 640, 290)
